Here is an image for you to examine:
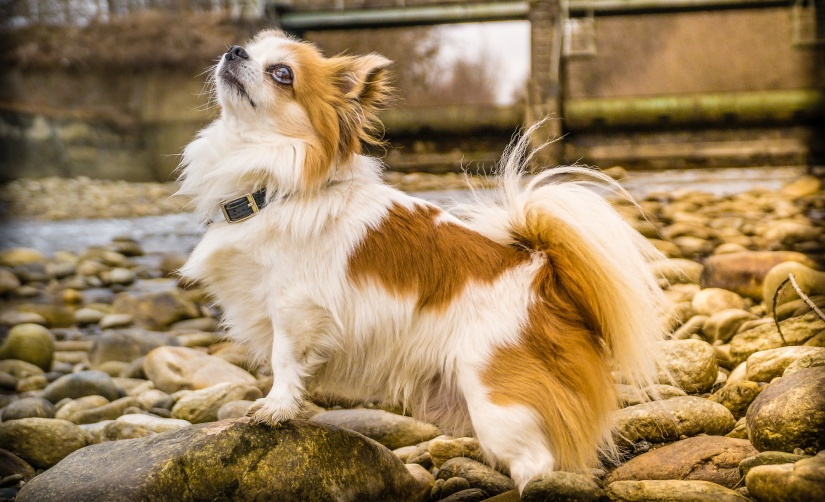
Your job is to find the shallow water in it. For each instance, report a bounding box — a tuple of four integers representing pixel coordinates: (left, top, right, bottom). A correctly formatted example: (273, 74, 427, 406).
(0, 166, 807, 256)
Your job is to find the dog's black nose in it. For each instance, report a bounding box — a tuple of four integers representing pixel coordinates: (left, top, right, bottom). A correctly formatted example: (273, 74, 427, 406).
(225, 46, 249, 61)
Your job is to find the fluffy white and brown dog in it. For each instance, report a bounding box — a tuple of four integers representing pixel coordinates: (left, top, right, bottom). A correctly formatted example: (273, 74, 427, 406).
(178, 30, 668, 491)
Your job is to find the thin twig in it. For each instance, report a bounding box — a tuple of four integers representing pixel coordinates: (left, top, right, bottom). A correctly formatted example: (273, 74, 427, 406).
(772, 277, 791, 345)
(788, 273, 825, 322)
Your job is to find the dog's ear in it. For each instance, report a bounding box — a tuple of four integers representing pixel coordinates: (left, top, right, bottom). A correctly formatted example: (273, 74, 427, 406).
(337, 54, 393, 113)
(327, 54, 393, 161)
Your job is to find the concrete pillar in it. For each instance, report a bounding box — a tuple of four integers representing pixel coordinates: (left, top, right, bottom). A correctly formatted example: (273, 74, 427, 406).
(527, 0, 563, 168)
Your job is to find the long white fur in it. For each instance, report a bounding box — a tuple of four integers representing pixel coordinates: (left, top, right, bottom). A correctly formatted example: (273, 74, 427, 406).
(178, 34, 667, 492)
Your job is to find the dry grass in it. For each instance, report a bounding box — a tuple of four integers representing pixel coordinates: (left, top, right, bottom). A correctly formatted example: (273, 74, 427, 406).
(0, 11, 267, 71)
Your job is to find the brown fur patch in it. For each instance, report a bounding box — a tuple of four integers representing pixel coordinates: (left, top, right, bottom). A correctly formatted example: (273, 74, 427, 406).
(481, 214, 619, 473)
(347, 203, 529, 311)
(284, 41, 391, 193)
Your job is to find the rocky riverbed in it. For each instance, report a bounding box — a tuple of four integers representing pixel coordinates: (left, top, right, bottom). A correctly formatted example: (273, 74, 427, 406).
(1, 172, 824, 501)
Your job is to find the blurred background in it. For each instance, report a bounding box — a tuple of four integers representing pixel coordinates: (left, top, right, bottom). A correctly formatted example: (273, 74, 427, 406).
(1, 0, 823, 182)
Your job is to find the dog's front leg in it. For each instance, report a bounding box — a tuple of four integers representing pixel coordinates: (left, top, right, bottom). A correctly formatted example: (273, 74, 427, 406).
(248, 325, 306, 425)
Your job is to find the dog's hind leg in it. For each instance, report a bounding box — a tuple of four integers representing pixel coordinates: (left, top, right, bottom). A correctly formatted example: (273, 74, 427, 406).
(458, 370, 555, 492)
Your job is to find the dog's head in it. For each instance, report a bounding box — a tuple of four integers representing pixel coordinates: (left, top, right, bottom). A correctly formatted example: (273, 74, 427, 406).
(214, 30, 392, 191)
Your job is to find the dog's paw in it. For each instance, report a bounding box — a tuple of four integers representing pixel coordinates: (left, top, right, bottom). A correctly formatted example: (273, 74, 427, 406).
(246, 396, 301, 426)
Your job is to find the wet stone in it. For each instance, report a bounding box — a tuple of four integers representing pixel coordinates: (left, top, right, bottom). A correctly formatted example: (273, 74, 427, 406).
(729, 312, 825, 365)
(0, 448, 36, 482)
(709, 381, 763, 420)
(428, 436, 485, 468)
(55, 395, 110, 422)
(613, 396, 736, 446)
(739, 451, 810, 478)
(311, 408, 441, 450)
(0, 397, 55, 422)
(0, 418, 92, 469)
(521, 471, 604, 502)
(746, 366, 825, 454)
(607, 436, 757, 489)
(605, 479, 749, 501)
(0, 323, 54, 371)
(0, 359, 43, 378)
(745, 451, 825, 502)
(692, 288, 746, 316)
(656, 339, 718, 393)
(746, 346, 825, 382)
(143, 346, 256, 393)
(436, 457, 515, 496)
(101, 421, 156, 441)
(40, 370, 120, 403)
(171, 382, 262, 424)
(90, 329, 178, 368)
(111, 289, 199, 330)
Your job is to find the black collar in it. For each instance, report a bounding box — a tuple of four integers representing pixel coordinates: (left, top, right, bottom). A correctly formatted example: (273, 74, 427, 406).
(218, 188, 268, 224)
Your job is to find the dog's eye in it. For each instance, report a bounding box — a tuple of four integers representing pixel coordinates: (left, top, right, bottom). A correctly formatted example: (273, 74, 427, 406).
(268, 64, 293, 86)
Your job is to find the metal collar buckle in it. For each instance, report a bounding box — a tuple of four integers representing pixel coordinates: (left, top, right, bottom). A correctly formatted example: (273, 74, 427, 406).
(220, 190, 265, 224)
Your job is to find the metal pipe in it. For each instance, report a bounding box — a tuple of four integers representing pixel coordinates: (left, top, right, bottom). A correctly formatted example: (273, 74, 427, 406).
(278, 2, 528, 31)
(564, 90, 825, 129)
(277, 0, 792, 31)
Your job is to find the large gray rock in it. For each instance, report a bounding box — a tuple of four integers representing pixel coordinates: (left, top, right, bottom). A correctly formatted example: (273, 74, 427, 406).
(746, 367, 825, 454)
(613, 396, 736, 446)
(90, 329, 178, 367)
(607, 436, 757, 489)
(311, 409, 441, 450)
(521, 472, 604, 502)
(730, 312, 825, 365)
(0, 323, 54, 371)
(39, 370, 120, 403)
(745, 451, 825, 502)
(657, 339, 718, 393)
(0, 418, 92, 469)
(436, 457, 515, 496)
(16, 418, 429, 502)
(605, 480, 749, 501)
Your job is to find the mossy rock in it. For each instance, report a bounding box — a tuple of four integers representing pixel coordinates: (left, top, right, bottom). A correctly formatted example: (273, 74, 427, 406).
(17, 417, 429, 502)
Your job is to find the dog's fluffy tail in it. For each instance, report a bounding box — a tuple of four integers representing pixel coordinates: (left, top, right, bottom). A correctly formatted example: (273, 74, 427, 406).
(457, 125, 668, 393)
